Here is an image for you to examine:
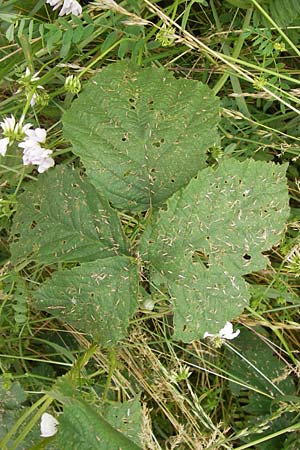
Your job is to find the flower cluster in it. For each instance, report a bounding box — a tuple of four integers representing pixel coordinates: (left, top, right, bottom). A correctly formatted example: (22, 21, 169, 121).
(285, 245, 300, 277)
(19, 128, 55, 173)
(0, 115, 54, 173)
(64, 75, 82, 94)
(203, 321, 240, 341)
(18, 68, 47, 107)
(46, 0, 82, 16)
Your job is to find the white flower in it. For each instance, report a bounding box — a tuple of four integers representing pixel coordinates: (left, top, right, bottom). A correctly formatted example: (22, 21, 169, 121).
(1, 115, 16, 134)
(19, 127, 55, 173)
(23, 127, 47, 144)
(203, 321, 240, 340)
(46, 0, 82, 16)
(218, 322, 240, 340)
(65, 75, 81, 94)
(0, 137, 9, 156)
(0, 115, 32, 156)
(21, 144, 55, 173)
(40, 412, 59, 437)
(17, 68, 45, 107)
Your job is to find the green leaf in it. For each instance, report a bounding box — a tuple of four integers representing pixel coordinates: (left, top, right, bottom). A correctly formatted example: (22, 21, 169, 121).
(63, 61, 220, 212)
(100, 396, 142, 447)
(56, 398, 142, 450)
(33, 257, 139, 346)
(10, 165, 128, 267)
(144, 159, 289, 341)
(269, 0, 300, 27)
(228, 328, 295, 398)
(228, 328, 296, 450)
(0, 377, 27, 441)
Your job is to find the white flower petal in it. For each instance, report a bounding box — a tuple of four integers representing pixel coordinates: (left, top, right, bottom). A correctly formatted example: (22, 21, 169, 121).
(40, 412, 59, 437)
(203, 331, 214, 339)
(24, 127, 47, 143)
(37, 156, 55, 173)
(46, 0, 63, 11)
(203, 322, 240, 341)
(219, 321, 240, 340)
(0, 137, 9, 156)
(219, 321, 233, 338)
(59, 0, 82, 16)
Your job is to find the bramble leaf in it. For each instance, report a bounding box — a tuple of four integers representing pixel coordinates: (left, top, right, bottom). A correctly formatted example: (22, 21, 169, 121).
(10, 165, 128, 267)
(56, 398, 142, 450)
(62, 61, 220, 212)
(144, 159, 289, 341)
(33, 257, 139, 346)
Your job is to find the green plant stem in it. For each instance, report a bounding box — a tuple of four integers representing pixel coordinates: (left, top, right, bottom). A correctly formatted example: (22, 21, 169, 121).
(79, 38, 132, 78)
(102, 347, 117, 402)
(143, 0, 300, 114)
(234, 421, 300, 449)
(212, 4, 253, 96)
(10, 397, 54, 450)
(0, 394, 50, 449)
(250, 0, 300, 58)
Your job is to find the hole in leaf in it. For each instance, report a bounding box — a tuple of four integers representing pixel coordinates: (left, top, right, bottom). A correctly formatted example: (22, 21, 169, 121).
(243, 254, 251, 261)
(192, 250, 209, 268)
(153, 141, 161, 148)
(72, 183, 79, 188)
(170, 178, 175, 183)
(30, 221, 37, 229)
(34, 204, 41, 211)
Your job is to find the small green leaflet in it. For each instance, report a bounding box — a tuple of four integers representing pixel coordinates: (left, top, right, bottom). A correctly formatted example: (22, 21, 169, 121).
(143, 159, 289, 341)
(10, 165, 128, 267)
(33, 257, 139, 346)
(63, 61, 220, 212)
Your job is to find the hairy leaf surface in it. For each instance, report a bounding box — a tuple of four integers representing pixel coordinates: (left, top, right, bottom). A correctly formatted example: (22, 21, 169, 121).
(10, 165, 127, 266)
(63, 61, 220, 211)
(33, 257, 138, 346)
(144, 159, 289, 341)
(57, 399, 142, 450)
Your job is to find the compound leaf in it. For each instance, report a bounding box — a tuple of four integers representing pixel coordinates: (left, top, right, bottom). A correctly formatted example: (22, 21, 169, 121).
(63, 61, 220, 212)
(33, 256, 139, 346)
(144, 159, 289, 341)
(10, 165, 127, 267)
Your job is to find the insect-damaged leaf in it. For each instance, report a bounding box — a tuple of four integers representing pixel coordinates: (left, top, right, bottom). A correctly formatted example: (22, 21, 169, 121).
(62, 61, 220, 212)
(33, 256, 139, 346)
(144, 159, 289, 341)
(10, 165, 128, 267)
(56, 398, 142, 450)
